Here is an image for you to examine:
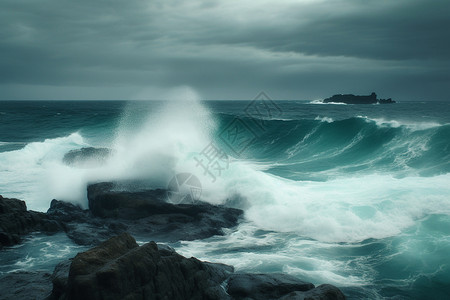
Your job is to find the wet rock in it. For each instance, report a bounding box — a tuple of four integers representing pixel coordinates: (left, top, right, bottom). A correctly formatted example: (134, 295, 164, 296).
(87, 182, 167, 219)
(50, 259, 72, 300)
(51, 233, 233, 300)
(46, 199, 127, 246)
(46, 199, 89, 224)
(278, 284, 346, 300)
(226, 273, 315, 300)
(87, 182, 243, 242)
(0, 195, 50, 248)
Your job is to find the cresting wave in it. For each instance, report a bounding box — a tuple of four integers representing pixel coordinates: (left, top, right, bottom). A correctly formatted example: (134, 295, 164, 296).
(218, 114, 450, 178)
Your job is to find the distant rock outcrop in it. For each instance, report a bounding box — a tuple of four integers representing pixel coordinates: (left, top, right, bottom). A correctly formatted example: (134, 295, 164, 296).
(323, 92, 395, 104)
(378, 98, 396, 104)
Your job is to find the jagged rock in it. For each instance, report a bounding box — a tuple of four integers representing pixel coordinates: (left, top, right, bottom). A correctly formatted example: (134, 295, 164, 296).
(50, 260, 72, 300)
(87, 182, 167, 219)
(227, 273, 314, 300)
(0, 195, 57, 249)
(46, 199, 127, 246)
(62, 147, 111, 167)
(46, 199, 90, 224)
(87, 182, 243, 242)
(278, 284, 346, 300)
(51, 233, 233, 300)
(1, 180, 243, 248)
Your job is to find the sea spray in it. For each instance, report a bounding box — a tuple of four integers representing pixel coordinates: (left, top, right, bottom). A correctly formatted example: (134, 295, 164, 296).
(48, 87, 221, 206)
(0, 133, 87, 210)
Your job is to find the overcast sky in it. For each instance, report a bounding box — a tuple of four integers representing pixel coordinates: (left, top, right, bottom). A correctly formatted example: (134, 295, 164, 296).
(0, 0, 449, 101)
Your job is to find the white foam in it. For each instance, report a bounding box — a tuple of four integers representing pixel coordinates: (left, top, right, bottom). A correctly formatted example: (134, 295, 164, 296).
(175, 221, 371, 287)
(0, 133, 88, 210)
(309, 100, 347, 105)
(314, 116, 334, 123)
(358, 116, 442, 131)
(203, 161, 450, 243)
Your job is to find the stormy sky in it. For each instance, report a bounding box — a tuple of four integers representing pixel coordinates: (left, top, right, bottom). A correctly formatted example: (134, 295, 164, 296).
(0, 0, 449, 101)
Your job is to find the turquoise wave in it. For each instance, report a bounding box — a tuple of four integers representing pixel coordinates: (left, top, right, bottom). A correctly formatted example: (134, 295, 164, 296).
(214, 114, 450, 180)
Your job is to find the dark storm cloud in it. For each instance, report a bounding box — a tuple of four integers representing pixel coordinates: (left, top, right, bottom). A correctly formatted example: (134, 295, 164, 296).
(0, 0, 449, 100)
(238, 0, 450, 61)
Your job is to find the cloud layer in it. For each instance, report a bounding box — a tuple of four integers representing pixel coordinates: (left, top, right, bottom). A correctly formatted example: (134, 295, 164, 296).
(1, 0, 449, 100)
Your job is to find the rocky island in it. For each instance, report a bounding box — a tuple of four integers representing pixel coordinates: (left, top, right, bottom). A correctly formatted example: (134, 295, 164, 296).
(323, 92, 395, 104)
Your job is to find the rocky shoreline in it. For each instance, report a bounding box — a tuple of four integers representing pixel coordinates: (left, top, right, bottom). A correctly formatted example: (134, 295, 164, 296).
(0, 183, 346, 299)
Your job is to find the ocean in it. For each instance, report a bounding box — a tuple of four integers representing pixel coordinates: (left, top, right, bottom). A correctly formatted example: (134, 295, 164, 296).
(0, 98, 449, 299)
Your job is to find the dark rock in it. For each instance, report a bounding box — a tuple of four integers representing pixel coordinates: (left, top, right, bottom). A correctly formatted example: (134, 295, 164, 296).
(64, 223, 107, 246)
(0, 271, 52, 299)
(46, 199, 89, 224)
(87, 182, 167, 219)
(278, 284, 346, 300)
(50, 260, 72, 300)
(0, 195, 48, 248)
(323, 93, 377, 104)
(46, 199, 127, 246)
(62, 147, 111, 167)
(322, 92, 396, 105)
(378, 98, 396, 104)
(227, 273, 315, 300)
(2, 180, 242, 248)
(51, 233, 233, 300)
(41, 219, 63, 233)
(87, 182, 243, 242)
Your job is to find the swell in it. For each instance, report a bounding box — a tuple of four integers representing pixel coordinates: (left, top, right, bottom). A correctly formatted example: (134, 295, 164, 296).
(213, 114, 450, 179)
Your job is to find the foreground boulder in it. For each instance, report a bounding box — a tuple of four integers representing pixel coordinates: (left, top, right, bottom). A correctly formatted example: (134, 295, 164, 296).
(51, 233, 233, 300)
(0, 195, 59, 249)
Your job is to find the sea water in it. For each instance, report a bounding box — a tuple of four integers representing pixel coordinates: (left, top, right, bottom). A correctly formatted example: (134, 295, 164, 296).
(0, 98, 449, 299)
